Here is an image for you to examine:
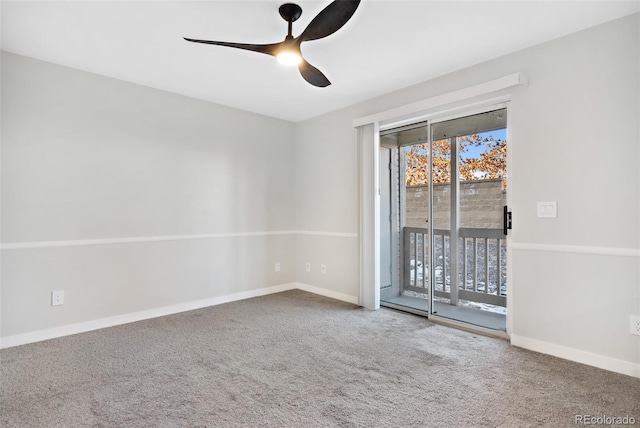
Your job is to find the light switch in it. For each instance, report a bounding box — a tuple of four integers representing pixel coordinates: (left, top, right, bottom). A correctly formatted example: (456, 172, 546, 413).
(537, 202, 557, 218)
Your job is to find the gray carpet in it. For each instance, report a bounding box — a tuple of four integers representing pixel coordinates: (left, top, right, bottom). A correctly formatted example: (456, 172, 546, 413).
(1, 290, 639, 427)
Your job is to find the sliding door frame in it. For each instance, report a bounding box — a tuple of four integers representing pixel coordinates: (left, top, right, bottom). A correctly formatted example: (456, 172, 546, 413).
(358, 80, 519, 335)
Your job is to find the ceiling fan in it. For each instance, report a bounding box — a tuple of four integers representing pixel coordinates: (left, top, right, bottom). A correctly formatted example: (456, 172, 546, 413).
(184, 1, 361, 87)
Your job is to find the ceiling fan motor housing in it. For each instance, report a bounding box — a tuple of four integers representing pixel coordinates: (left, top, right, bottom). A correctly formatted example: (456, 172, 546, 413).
(279, 3, 303, 23)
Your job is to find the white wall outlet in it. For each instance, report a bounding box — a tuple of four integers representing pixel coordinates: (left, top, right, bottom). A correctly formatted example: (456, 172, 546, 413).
(51, 290, 64, 306)
(630, 315, 640, 336)
(537, 201, 557, 218)
(320, 264, 327, 275)
(274, 262, 281, 272)
(305, 262, 311, 272)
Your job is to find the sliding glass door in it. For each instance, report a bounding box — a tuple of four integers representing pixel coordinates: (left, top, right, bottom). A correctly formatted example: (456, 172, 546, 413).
(430, 108, 508, 329)
(379, 107, 508, 330)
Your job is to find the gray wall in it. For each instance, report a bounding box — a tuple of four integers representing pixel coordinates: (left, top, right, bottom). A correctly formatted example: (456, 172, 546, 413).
(293, 111, 360, 298)
(294, 14, 639, 368)
(1, 12, 638, 374)
(1, 52, 296, 337)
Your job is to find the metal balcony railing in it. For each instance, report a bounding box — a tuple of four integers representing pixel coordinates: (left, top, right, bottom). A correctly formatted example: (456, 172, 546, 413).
(403, 227, 507, 307)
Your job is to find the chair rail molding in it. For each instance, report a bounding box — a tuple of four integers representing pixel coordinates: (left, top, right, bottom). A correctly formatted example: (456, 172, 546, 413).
(0, 230, 358, 251)
(511, 242, 640, 258)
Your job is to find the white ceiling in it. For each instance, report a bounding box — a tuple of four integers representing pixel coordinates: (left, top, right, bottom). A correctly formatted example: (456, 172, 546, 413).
(2, 1, 639, 122)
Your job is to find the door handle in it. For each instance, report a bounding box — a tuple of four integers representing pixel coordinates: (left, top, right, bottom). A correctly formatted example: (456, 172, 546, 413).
(503, 206, 512, 235)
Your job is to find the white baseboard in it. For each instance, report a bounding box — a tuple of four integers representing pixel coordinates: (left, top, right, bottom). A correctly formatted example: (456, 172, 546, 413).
(0, 283, 298, 349)
(295, 282, 360, 305)
(511, 334, 640, 379)
(0, 283, 359, 349)
(9, 288, 637, 380)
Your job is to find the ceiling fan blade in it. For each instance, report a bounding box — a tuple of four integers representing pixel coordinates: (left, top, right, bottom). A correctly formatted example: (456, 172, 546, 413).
(298, 59, 331, 87)
(183, 38, 281, 56)
(300, 0, 361, 42)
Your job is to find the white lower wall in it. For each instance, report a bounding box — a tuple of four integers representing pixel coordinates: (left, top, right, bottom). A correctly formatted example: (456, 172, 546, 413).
(511, 248, 640, 376)
(0, 281, 357, 349)
(1, 234, 296, 338)
(295, 234, 360, 301)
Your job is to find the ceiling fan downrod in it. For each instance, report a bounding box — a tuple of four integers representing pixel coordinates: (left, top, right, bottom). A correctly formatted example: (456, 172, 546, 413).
(279, 3, 302, 39)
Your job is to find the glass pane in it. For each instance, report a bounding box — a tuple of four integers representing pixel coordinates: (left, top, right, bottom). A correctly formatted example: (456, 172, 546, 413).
(457, 116, 507, 315)
(379, 124, 429, 314)
(401, 142, 429, 309)
(458, 130, 507, 228)
(404, 143, 430, 228)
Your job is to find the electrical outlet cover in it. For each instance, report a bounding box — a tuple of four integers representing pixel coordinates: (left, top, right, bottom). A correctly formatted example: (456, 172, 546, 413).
(51, 290, 64, 306)
(631, 315, 640, 336)
(537, 201, 557, 218)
